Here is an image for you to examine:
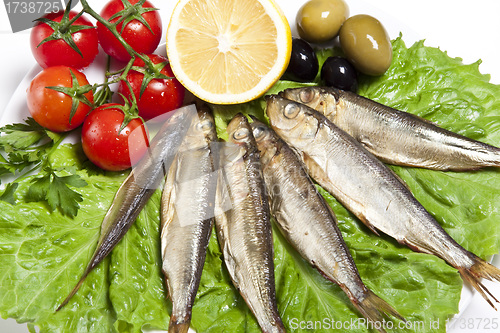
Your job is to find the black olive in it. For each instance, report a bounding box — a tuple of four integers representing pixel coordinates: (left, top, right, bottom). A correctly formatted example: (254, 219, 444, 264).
(321, 56, 358, 92)
(285, 38, 319, 82)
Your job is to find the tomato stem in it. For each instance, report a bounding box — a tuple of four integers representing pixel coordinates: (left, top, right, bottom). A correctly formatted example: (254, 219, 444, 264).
(79, 0, 165, 108)
(80, 0, 140, 60)
(93, 56, 113, 106)
(66, 10, 85, 28)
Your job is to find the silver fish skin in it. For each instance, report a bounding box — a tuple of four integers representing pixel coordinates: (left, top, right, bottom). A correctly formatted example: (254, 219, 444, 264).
(266, 95, 500, 308)
(161, 106, 218, 333)
(57, 105, 195, 311)
(281, 86, 500, 171)
(215, 113, 285, 333)
(250, 118, 404, 330)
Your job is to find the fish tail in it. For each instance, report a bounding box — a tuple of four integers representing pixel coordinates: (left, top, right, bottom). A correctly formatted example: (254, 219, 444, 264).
(477, 148, 500, 168)
(458, 256, 500, 310)
(168, 316, 191, 333)
(55, 270, 90, 312)
(491, 153, 500, 168)
(56, 256, 101, 311)
(260, 319, 287, 333)
(354, 289, 406, 333)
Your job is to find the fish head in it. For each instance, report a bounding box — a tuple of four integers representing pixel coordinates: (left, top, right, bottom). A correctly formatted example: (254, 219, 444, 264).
(280, 87, 339, 118)
(249, 117, 280, 165)
(177, 105, 218, 151)
(197, 105, 218, 142)
(166, 105, 191, 125)
(193, 105, 218, 143)
(249, 117, 273, 145)
(222, 114, 257, 175)
(265, 95, 319, 148)
(226, 113, 255, 147)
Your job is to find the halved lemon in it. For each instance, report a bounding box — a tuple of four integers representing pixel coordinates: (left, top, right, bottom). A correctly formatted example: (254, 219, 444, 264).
(166, 0, 292, 104)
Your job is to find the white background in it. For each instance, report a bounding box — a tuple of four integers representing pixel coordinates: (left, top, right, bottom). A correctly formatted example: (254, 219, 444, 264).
(0, 0, 499, 332)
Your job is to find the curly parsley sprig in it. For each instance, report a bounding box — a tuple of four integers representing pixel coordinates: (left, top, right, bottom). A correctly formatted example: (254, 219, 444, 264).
(0, 119, 87, 217)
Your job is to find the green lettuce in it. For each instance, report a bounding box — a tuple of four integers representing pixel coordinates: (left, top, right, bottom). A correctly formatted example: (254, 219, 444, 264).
(0, 145, 169, 333)
(0, 37, 499, 333)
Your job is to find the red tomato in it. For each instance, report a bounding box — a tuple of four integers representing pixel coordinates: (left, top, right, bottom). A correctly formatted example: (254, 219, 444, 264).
(27, 66, 93, 132)
(30, 11, 98, 69)
(97, 0, 162, 62)
(118, 54, 185, 120)
(81, 104, 149, 171)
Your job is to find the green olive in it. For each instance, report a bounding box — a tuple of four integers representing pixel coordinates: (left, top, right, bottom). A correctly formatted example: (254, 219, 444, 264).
(296, 0, 349, 44)
(339, 14, 392, 76)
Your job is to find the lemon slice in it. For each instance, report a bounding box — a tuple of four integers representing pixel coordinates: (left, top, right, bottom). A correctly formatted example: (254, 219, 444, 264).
(166, 0, 292, 104)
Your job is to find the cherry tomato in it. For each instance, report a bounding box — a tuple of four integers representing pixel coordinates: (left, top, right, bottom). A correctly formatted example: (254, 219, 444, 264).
(27, 66, 93, 132)
(81, 104, 149, 171)
(30, 11, 98, 69)
(97, 0, 162, 62)
(118, 54, 185, 120)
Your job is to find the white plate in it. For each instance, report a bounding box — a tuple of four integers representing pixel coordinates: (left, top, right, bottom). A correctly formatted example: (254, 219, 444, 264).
(1, 1, 499, 332)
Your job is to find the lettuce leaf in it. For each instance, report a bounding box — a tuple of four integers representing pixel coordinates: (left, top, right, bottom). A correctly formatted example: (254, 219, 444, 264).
(0, 145, 168, 333)
(0, 37, 499, 333)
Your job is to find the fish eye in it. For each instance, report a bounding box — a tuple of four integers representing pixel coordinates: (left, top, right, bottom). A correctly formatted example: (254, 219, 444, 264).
(284, 103, 300, 119)
(196, 119, 213, 131)
(299, 88, 314, 103)
(169, 111, 184, 122)
(253, 125, 267, 139)
(233, 128, 249, 140)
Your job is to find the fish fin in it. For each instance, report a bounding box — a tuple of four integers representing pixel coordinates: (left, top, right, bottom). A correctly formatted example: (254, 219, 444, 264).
(168, 316, 191, 333)
(356, 214, 381, 236)
(354, 289, 406, 333)
(301, 152, 337, 193)
(458, 256, 500, 310)
(365, 222, 381, 236)
(357, 134, 376, 151)
(222, 240, 239, 287)
(214, 217, 237, 285)
(400, 238, 434, 255)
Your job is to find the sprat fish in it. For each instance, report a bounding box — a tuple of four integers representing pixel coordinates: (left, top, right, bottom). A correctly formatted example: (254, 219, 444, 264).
(161, 105, 218, 333)
(215, 114, 285, 333)
(281, 86, 500, 171)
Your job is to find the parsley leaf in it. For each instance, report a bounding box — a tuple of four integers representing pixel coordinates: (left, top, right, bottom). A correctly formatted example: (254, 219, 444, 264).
(0, 118, 89, 216)
(26, 169, 87, 217)
(0, 182, 18, 205)
(0, 117, 50, 149)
